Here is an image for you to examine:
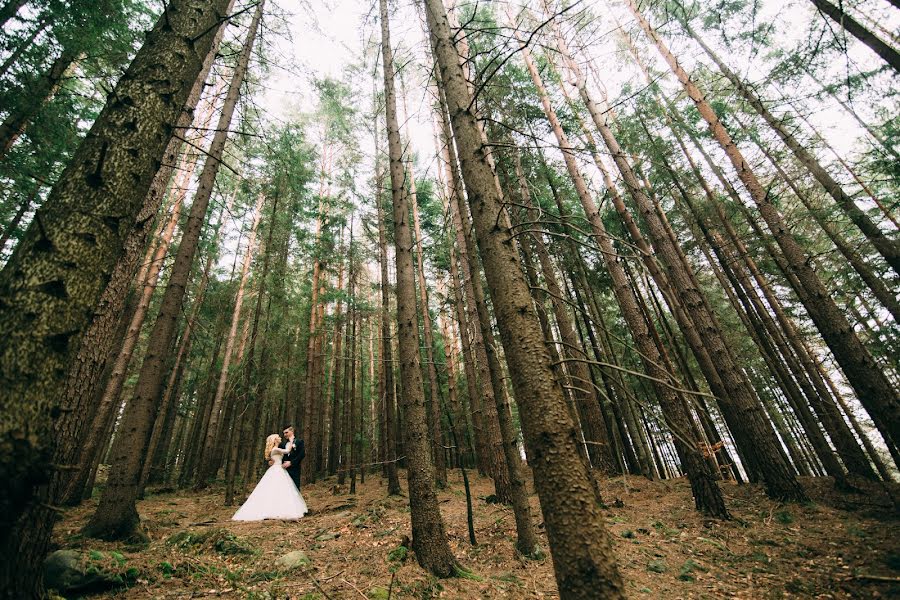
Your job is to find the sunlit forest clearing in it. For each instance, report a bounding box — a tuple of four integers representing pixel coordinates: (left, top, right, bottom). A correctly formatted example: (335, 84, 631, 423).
(0, 0, 898, 598)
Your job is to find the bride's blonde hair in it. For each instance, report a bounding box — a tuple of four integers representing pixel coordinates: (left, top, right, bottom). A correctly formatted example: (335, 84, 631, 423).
(264, 434, 280, 460)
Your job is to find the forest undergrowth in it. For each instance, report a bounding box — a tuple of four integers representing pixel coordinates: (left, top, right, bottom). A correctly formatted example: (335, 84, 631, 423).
(52, 472, 899, 599)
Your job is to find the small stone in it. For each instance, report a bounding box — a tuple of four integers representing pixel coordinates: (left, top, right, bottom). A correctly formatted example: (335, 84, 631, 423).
(274, 550, 310, 569)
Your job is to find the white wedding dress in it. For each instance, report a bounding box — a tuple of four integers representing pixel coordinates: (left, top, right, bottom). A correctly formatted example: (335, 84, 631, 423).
(232, 445, 308, 521)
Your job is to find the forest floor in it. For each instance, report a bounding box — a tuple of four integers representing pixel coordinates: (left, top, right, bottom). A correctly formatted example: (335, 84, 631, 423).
(51, 471, 900, 599)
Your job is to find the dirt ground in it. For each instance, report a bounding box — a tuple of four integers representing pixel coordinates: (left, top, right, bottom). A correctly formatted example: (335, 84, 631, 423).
(51, 471, 899, 599)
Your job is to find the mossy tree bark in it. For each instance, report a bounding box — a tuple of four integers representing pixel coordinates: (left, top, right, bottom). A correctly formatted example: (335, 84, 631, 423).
(82, 0, 264, 541)
(0, 0, 234, 593)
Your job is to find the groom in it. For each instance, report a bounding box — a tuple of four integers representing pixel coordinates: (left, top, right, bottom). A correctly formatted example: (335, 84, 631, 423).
(279, 426, 305, 489)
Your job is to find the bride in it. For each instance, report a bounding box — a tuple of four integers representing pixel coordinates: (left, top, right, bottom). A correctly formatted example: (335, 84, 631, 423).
(232, 433, 308, 521)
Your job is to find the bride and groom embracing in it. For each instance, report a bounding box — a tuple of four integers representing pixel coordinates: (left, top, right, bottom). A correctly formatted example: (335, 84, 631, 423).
(232, 426, 309, 521)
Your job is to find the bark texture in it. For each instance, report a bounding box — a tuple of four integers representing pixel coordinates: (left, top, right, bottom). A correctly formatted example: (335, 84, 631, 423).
(0, 0, 234, 593)
(83, 0, 264, 540)
(423, 0, 626, 596)
(380, 0, 457, 575)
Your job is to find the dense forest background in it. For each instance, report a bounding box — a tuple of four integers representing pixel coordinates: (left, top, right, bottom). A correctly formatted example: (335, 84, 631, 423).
(0, 0, 897, 598)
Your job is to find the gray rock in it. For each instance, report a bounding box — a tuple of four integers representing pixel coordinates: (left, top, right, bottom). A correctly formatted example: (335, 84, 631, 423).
(44, 550, 124, 594)
(274, 550, 310, 569)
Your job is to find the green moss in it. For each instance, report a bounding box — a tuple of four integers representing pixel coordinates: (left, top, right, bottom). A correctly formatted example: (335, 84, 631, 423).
(774, 510, 793, 525)
(387, 545, 408, 562)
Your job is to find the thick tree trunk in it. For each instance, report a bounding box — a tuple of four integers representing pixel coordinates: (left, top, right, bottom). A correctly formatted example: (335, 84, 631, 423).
(84, 173, 187, 487)
(82, 0, 264, 541)
(436, 92, 512, 499)
(141, 339, 189, 493)
(445, 165, 512, 498)
(0, 0, 234, 591)
(380, 0, 456, 575)
(628, 0, 900, 453)
(55, 54, 224, 508)
(507, 128, 616, 475)
(423, 0, 626, 596)
(445, 161, 540, 552)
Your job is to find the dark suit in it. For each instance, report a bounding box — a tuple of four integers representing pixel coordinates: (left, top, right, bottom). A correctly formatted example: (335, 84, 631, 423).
(279, 438, 305, 488)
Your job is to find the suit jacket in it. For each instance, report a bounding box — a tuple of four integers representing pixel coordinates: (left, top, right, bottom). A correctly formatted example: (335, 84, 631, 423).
(279, 438, 305, 478)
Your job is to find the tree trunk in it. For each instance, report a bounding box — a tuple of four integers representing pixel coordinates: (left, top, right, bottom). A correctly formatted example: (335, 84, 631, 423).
(423, 0, 626, 595)
(0, 15, 51, 84)
(682, 19, 900, 274)
(380, 0, 456, 575)
(408, 160, 448, 487)
(438, 126, 490, 478)
(0, 48, 78, 159)
(0, 0, 27, 29)
(445, 162, 512, 498)
(83, 0, 264, 541)
(552, 17, 804, 499)
(809, 0, 900, 72)
(83, 170, 188, 493)
(506, 115, 617, 474)
(0, 189, 36, 253)
(374, 142, 402, 496)
(53, 45, 225, 508)
(143, 273, 205, 491)
(627, 0, 900, 454)
(517, 29, 728, 516)
(219, 192, 265, 505)
(301, 163, 330, 482)
(671, 100, 878, 474)
(0, 0, 234, 590)
(737, 115, 900, 322)
(180, 322, 227, 488)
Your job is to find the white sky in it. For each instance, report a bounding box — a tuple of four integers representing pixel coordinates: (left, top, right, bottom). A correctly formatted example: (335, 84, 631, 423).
(211, 0, 899, 265)
(253, 0, 898, 184)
